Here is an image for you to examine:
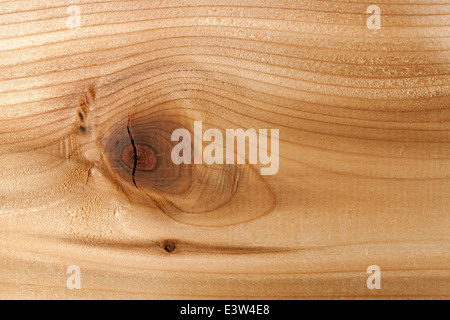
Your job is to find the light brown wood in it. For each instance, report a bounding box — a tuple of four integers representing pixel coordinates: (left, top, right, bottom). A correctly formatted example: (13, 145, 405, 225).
(0, 0, 449, 299)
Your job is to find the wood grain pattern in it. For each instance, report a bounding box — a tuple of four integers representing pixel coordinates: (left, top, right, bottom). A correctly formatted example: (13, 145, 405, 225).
(0, 0, 449, 299)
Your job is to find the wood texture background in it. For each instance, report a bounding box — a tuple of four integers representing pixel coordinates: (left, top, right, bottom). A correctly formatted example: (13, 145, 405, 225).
(0, 0, 449, 299)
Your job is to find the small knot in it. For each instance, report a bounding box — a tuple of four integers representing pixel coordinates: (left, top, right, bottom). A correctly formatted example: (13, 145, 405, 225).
(163, 241, 176, 253)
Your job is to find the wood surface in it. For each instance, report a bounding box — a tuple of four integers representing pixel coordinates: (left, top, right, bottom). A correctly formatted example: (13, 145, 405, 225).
(0, 0, 449, 299)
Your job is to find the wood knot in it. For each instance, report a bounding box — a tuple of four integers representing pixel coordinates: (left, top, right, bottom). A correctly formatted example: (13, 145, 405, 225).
(102, 107, 275, 227)
(162, 241, 176, 253)
(121, 144, 158, 172)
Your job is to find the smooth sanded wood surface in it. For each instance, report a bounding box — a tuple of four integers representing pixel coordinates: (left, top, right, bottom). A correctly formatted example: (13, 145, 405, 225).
(0, 0, 449, 299)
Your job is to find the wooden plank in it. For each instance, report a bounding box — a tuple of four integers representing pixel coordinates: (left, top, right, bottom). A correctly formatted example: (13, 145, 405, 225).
(0, 0, 449, 299)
